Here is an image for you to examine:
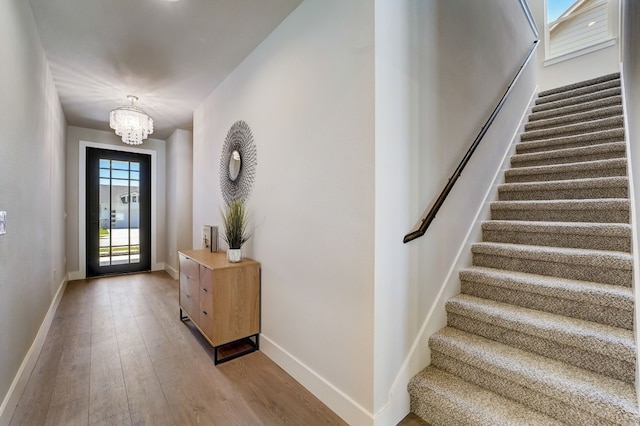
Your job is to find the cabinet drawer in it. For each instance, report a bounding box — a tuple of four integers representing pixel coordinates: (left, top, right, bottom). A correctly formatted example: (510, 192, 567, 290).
(179, 255, 200, 284)
(180, 276, 199, 319)
(198, 265, 215, 338)
(199, 290, 214, 338)
(179, 254, 200, 320)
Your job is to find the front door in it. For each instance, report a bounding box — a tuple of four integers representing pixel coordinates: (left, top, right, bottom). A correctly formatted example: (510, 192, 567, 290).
(86, 147, 151, 277)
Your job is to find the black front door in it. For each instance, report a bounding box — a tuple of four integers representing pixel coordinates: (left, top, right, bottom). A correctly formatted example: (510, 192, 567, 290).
(86, 147, 151, 277)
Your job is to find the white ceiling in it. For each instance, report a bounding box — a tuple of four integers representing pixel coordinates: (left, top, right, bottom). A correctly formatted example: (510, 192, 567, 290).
(28, 0, 302, 139)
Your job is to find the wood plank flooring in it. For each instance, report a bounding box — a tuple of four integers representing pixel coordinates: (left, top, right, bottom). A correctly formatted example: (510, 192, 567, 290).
(9, 272, 347, 426)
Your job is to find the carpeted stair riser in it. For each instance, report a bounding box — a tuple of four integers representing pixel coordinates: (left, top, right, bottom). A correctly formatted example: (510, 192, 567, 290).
(525, 106, 622, 132)
(408, 367, 563, 426)
(460, 283, 633, 330)
(481, 221, 631, 252)
(532, 86, 622, 113)
(510, 142, 626, 168)
(446, 295, 635, 383)
(515, 128, 625, 154)
(520, 116, 623, 142)
(447, 314, 634, 383)
(538, 73, 620, 97)
(429, 328, 638, 426)
(430, 351, 627, 426)
(528, 95, 621, 122)
(471, 243, 632, 287)
(490, 199, 630, 224)
(504, 159, 627, 183)
(459, 267, 634, 329)
(535, 78, 621, 105)
(497, 177, 628, 201)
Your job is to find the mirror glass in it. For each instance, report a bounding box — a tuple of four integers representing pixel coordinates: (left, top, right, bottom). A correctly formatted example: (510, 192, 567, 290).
(229, 150, 242, 181)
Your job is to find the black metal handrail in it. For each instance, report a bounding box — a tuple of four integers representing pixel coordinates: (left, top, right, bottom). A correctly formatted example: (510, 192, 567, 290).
(403, 39, 539, 244)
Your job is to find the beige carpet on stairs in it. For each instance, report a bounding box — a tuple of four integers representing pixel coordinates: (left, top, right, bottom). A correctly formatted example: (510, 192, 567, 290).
(408, 72, 640, 426)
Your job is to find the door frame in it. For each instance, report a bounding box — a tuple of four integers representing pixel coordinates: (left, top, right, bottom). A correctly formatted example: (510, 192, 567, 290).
(78, 140, 158, 279)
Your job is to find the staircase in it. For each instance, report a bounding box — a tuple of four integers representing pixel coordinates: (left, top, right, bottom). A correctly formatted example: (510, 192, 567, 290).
(408, 73, 640, 425)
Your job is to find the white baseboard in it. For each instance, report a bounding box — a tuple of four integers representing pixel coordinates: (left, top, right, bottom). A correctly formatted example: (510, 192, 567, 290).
(69, 263, 166, 281)
(260, 334, 374, 426)
(165, 263, 179, 280)
(371, 83, 539, 425)
(0, 275, 68, 426)
(68, 270, 83, 281)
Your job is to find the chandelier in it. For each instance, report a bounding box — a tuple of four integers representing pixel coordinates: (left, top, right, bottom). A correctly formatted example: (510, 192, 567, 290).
(109, 95, 154, 145)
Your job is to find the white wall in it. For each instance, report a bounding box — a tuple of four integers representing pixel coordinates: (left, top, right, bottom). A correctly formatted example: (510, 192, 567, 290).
(373, 0, 538, 423)
(165, 128, 193, 278)
(65, 126, 167, 278)
(194, 0, 538, 423)
(193, 0, 375, 423)
(530, 0, 620, 90)
(0, 1, 66, 422)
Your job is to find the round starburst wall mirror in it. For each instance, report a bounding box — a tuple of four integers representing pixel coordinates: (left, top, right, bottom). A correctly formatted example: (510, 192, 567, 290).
(219, 120, 257, 204)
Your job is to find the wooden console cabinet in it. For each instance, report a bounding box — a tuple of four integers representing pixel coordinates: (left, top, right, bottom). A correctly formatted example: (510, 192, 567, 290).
(178, 249, 260, 363)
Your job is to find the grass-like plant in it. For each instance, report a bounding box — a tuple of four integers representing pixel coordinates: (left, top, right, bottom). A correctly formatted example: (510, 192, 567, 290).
(221, 199, 252, 249)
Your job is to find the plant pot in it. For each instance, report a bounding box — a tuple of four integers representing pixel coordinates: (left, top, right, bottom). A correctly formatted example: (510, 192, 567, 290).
(227, 248, 242, 263)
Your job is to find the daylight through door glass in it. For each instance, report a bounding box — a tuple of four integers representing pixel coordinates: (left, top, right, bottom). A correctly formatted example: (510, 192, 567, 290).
(99, 159, 141, 266)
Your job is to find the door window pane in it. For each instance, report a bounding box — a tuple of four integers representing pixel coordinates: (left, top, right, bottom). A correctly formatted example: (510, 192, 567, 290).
(98, 159, 140, 266)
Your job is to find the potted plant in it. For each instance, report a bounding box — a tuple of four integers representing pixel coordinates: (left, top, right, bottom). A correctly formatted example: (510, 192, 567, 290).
(221, 199, 252, 262)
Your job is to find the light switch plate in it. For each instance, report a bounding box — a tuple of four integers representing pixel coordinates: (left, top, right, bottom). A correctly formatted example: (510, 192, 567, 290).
(0, 211, 6, 235)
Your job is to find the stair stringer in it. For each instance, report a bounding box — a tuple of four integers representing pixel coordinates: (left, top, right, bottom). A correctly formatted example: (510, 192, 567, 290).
(620, 67, 640, 407)
(373, 84, 539, 425)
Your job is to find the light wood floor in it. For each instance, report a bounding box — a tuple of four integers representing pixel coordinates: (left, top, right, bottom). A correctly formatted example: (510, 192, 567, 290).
(9, 271, 348, 425)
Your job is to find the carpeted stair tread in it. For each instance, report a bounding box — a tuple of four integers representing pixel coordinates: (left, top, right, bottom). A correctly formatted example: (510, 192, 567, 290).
(504, 158, 627, 183)
(525, 105, 622, 131)
(447, 294, 635, 374)
(459, 266, 634, 319)
(409, 367, 563, 426)
(520, 116, 623, 142)
(490, 198, 630, 223)
(536, 78, 621, 105)
(511, 142, 626, 168)
(528, 95, 622, 122)
(429, 327, 639, 425)
(532, 86, 622, 113)
(471, 242, 632, 286)
(497, 176, 628, 201)
(481, 220, 631, 251)
(472, 242, 632, 269)
(515, 128, 625, 154)
(538, 73, 620, 97)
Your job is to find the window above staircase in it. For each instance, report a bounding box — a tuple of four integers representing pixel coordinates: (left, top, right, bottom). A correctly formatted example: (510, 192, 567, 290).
(545, 0, 617, 65)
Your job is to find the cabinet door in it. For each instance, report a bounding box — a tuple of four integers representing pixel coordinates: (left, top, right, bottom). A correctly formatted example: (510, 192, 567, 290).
(211, 264, 260, 345)
(179, 255, 200, 320)
(198, 265, 215, 339)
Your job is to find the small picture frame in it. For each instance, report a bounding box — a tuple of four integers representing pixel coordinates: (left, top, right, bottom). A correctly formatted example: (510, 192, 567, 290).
(201, 225, 218, 252)
(201, 225, 212, 251)
(210, 226, 218, 252)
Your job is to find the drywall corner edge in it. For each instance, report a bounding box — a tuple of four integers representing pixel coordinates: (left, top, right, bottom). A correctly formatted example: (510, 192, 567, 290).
(165, 263, 179, 280)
